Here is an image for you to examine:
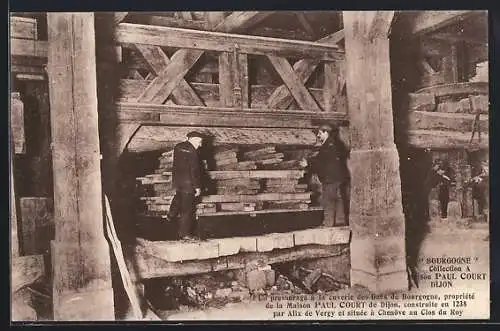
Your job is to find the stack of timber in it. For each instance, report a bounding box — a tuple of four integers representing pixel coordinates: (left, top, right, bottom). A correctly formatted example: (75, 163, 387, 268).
(213, 145, 256, 171)
(137, 169, 313, 215)
(241, 146, 284, 169)
(134, 144, 327, 240)
(137, 173, 217, 216)
(140, 145, 317, 212)
(154, 150, 174, 174)
(407, 82, 489, 150)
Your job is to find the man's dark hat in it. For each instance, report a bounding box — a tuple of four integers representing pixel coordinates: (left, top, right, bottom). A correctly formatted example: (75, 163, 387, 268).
(187, 131, 204, 139)
(318, 123, 339, 133)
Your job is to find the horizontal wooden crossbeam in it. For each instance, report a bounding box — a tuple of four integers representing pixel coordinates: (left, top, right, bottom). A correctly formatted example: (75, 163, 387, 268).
(115, 23, 344, 60)
(407, 11, 477, 37)
(408, 110, 488, 132)
(115, 102, 348, 128)
(408, 129, 488, 150)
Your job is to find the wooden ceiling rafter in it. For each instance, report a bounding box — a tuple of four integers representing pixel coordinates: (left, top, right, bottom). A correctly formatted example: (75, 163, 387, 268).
(295, 13, 316, 39)
(427, 31, 487, 46)
(115, 24, 343, 61)
(407, 10, 479, 37)
(213, 11, 276, 33)
(114, 12, 129, 25)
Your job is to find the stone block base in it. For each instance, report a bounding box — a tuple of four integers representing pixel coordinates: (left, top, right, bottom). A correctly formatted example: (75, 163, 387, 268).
(51, 240, 115, 321)
(53, 287, 115, 321)
(350, 269, 408, 294)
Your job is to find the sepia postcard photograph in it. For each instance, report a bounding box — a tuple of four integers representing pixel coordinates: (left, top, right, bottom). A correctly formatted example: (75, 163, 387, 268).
(9, 10, 490, 322)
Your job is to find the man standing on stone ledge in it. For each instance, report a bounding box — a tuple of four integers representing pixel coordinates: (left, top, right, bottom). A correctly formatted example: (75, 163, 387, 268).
(300, 123, 351, 226)
(167, 131, 204, 241)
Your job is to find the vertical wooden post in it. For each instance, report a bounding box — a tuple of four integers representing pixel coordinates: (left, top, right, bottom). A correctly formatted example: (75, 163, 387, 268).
(343, 11, 408, 293)
(219, 50, 249, 109)
(47, 13, 114, 320)
(323, 61, 339, 112)
(218, 52, 235, 107)
(450, 44, 459, 83)
(11, 155, 20, 258)
(238, 53, 249, 108)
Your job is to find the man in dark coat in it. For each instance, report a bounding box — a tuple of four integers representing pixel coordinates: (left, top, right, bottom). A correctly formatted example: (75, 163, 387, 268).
(428, 158, 454, 219)
(469, 159, 489, 218)
(301, 123, 351, 226)
(167, 131, 204, 240)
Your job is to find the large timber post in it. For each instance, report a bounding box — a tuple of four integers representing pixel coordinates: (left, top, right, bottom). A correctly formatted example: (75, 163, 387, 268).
(47, 13, 115, 320)
(343, 11, 408, 293)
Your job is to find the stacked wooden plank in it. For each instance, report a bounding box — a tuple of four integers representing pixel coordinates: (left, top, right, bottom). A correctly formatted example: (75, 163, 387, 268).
(154, 150, 174, 174)
(407, 82, 489, 150)
(213, 145, 256, 171)
(241, 146, 285, 169)
(136, 143, 319, 221)
(262, 177, 310, 210)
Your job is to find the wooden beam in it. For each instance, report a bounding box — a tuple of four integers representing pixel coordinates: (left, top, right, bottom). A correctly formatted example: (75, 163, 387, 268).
(265, 30, 345, 110)
(218, 52, 235, 107)
(137, 49, 204, 104)
(47, 12, 114, 320)
(409, 11, 477, 37)
(115, 23, 344, 60)
(319, 29, 345, 45)
(12, 255, 45, 293)
(126, 126, 319, 152)
(408, 129, 488, 150)
(408, 110, 488, 132)
(10, 154, 19, 258)
(180, 12, 193, 20)
(420, 59, 437, 74)
(323, 61, 339, 112)
(133, 44, 204, 106)
(267, 56, 321, 111)
(237, 53, 249, 108)
(214, 11, 275, 33)
(416, 82, 488, 98)
(114, 12, 129, 25)
(10, 38, 48, 58)
(206, 12, 226, 27)
(449, 44, 459, 83)
(115, 102, 348, 128)
(296, 13, 316, 38)
(368, 11, 395, 40)
(429, 31, 487, 45)
(133, 15, 209, 30)
(11, 65, 45, 76)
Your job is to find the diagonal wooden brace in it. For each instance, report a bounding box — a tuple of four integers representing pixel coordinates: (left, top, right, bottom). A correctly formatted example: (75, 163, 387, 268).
(133, 44, 204, 106)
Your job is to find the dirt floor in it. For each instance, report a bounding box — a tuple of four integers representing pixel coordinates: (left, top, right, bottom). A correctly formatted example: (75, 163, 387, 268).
(161, 219, 489, 321)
